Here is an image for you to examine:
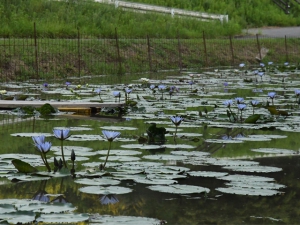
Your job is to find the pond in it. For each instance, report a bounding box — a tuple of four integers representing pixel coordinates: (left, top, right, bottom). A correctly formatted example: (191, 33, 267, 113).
(0, 63, 300, 224)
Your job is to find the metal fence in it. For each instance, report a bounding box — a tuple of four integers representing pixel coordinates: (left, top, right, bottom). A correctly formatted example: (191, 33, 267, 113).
(0, 26, 300, 82)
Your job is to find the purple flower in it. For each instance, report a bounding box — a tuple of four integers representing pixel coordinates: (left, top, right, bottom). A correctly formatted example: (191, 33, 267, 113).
(36, 141, 52, 153)
(65, 82, 71, 86)
(239, 63, 245, 68)
(43, 83, 48, 88)
(125, 88, 132, 94)
(113, 91, 121, 97)
(224, 100, 233, 108)
(32, 135, 46, 146)
(170, 116, 184, 126)
(53, 129, 71, 140)
(150, 84, 155, 90)
(250, 100, 260, 106)
(158, 85, 166, 90)
(237, 104, 247, 111)
(100, 195, 119, 205)
(268, 92, 276, 99)
(235, 97, 244, 104)
(95, 88, 101, 94)
(102, 130, 121, 142)
(260, 63, 265, 67)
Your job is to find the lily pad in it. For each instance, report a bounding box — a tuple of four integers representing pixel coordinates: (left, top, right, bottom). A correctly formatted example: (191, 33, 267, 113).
(100, 126, 137, 130)
(188, 171, 228, 178)
(74, 177, 120, 186)
(79, 186, 133, 195)
(147, 184, 209, 194)
(89, 215, 161, 225)
(99, 156, 141, 162)
(96, 150, 142, 156)
(216, 186, 282, 196)
(36, 213, 90, 223)
(143, 154, 187, 161)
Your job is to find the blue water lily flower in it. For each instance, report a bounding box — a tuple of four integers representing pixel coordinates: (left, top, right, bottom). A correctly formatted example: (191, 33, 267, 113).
(237, 104, 247, 111)
(32, 135, 46, 146)
(53, 129, 71, 168)
(224, 100, 233, 108)
(158, 84, 166, 90)
(36, 141, 52, 154)
(101, 130, 121, 170)
(170, 116, 184, 127)
(102, 130, 121, 142)
(32, 135, 52, 172)
(235, 97, 244, 104)
(268, 92, 276, 105)
(53, 129, 71, 140)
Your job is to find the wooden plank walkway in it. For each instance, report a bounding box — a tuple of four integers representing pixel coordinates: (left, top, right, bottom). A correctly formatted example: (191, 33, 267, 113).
(0, 100, 126, 109)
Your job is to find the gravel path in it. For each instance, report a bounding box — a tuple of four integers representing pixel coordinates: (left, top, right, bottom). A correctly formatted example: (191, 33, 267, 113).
(242, 26, 300, 37)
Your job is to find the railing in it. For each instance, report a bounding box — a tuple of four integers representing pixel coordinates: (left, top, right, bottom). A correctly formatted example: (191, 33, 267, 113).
(0, 27, 300, 83)
(272, 0, 291, 14)
(94, 0, 228, 23)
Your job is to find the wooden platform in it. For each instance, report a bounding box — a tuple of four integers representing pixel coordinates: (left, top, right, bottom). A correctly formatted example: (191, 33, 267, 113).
(0, 100, 125, 110)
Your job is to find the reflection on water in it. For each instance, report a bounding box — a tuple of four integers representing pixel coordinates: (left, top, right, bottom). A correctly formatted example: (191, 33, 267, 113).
(1, 92, 300, 223)
(100, 194, 119, 205)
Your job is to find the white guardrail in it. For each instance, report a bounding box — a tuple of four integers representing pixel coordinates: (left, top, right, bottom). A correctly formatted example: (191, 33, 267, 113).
(94, 0, 228, 23)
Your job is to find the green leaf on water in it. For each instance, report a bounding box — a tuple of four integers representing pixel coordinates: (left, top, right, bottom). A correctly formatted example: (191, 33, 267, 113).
(244, 114, 261, 123)
(11, 159, 38, 173)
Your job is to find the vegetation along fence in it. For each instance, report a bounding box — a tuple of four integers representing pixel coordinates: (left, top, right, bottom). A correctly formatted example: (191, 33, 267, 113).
(0, 24, 300, 83)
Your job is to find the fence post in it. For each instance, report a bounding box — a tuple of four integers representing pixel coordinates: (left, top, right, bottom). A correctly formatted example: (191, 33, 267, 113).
(34, 22, 39, 81)
(147, 35, 153, 72)
(203, 31, 208, 67)
(115, 28, 122, 75)
(77, 28, 81, 78)
(177, 32, 182, 72)
(229, 35, 235, 66)
(256, 34, 262, 61)
(285, 35, 289, 62)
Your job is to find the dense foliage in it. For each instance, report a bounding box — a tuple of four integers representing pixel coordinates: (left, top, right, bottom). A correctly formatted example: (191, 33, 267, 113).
(0, 0, 299, 38)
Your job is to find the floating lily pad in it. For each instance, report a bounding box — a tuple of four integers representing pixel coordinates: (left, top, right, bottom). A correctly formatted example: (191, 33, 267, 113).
(51, 146, 93, 152)
(120, 144, 166, 150)
(0, 211, 36, 224)
(74, 177, 120, 186)
(10, 133, 52, 137)
(222, 165, 282, 173)
(143, 154, 187, 161)
(67, 134, 105, 141)
(100, 126, 137, 130)
(216, 186, 282, 196)
(188, 171, 228, 178)
(36, 213, 89, 223)
(96, 150, 142, 156)
(79, 186, 133, 195)
(251, 148, 297, 155)
(147, 184, 209, 194)
(217, 174, 275, 182)
(89, 215, 161, 225)
(53, 126, 93, 131)
(162, 144, 195, 149)
(99, 156, 141, 162)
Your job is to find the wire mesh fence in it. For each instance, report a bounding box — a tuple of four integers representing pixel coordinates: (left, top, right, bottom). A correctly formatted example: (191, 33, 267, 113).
(0, 25, 299, 83)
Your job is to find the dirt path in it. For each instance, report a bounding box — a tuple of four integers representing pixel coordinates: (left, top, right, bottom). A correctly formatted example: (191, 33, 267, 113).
(242, 26, 300, 37)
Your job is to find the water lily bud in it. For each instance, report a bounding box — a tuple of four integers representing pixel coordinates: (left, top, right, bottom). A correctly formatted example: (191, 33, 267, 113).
(71, 150, 76, 161)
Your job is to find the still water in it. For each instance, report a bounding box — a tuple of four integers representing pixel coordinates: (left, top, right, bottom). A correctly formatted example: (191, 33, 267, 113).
(0, 69, 300, 224)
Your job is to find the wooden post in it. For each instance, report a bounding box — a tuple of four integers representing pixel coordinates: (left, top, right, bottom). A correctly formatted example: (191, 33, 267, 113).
(177, 32, 182, 72)
(256, 34, 262, 61)
(285, 35, 289, 62)
(77, 28, 81, 77)
(203, 31, 208, 67)
(34, 22, 39, 81)
(115, 28, 122, 75)
(147, 35, 153, 72)
(229, 35, 235, 66)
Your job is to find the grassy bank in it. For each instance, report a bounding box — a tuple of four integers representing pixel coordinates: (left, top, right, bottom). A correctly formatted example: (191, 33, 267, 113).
(1, 35, 299, 83)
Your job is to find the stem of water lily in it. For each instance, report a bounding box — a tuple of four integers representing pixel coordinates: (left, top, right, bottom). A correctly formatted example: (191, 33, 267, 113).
(42, 152, 51, 172)
(39, 152, 47, 168)
(103, 141, 112, 169)
(60, 140, 68, 168)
